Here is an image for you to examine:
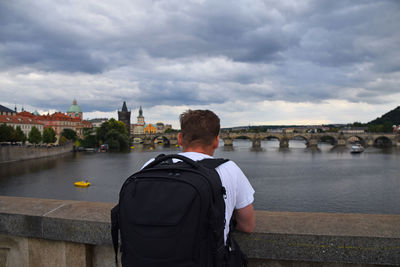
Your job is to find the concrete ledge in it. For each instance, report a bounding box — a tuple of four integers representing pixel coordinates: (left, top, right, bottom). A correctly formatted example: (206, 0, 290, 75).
(1, 196, 400, 266)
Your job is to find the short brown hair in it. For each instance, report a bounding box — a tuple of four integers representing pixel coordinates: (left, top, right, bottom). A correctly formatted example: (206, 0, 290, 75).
(179, 109, 220, 147)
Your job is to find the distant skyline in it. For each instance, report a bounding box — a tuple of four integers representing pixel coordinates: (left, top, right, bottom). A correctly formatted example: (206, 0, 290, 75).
(1, 0, 399, 128)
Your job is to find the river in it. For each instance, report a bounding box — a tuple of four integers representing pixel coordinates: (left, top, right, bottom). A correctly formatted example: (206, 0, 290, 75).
(0, 140, 399, 214)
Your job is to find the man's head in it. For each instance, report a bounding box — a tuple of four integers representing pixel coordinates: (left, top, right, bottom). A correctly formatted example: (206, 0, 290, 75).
(179, 110, 220, 151)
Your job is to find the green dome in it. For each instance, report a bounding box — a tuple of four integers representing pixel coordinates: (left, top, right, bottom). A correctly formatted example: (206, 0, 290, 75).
(67, 99, 82, 113)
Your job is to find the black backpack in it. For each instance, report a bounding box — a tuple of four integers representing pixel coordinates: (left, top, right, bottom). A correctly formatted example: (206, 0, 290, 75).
(111, 154, 247, 267)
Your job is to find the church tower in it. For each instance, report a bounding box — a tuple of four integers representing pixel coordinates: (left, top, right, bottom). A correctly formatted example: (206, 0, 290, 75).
(67, 99, 83, 119)
(118, 101, 131, 136)
(137, 106, 145, 125)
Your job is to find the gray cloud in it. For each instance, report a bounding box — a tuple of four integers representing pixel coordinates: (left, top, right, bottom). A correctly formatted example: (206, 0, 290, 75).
(0, 0, 399, 124)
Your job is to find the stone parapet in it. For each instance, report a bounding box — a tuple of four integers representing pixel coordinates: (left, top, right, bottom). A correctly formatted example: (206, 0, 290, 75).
(0, 143, 74, 163)
(0, 196, 400, 266)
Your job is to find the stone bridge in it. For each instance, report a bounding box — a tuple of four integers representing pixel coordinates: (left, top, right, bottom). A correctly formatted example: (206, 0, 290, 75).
(220, 132, 400, 149)
(132, 132, 400, 149)
(132, 133, 179, 146)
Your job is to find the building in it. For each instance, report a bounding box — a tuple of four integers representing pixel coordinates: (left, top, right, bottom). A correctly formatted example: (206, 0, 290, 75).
(88, 118, 108, 129)
(15, 100, 92, 141)
(144, 123, 157, 134)
(340, 127, 366, 134)
(0, 105, 16, 116)
(132, 106, 145, 134)
(155, 122, 172, 133)
(130, 106, 172, 135)
(67, 99, 82, 119)
(118, 101, 131, 136)
(0, 114, 44, 137)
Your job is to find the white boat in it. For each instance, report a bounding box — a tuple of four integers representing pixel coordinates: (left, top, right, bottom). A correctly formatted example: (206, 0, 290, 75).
(351, 144, 364, 153)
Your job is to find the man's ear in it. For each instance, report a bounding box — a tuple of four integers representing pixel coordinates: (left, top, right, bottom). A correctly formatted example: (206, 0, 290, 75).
(177, 132, 183, 146)
(212, 136, 219, 149)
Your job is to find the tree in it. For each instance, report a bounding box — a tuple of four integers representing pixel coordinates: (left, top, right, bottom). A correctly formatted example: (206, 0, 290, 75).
(13, 126, 26, 143)
(59, 135, 69, 145)
(81, 128, 97, 148)
(28, 126, 42, 144)
(61, 128, 77, 141)
(42, 128, 57, 144)
(164, 128, 178, 133)
(352, 122, 365, 127)
(0, 124, 14, 142)
(96, 118, 129, 151)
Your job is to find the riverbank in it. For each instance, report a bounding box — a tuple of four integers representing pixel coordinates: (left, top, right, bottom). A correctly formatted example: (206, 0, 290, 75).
(0, 143, 74, 164)
(0, 196, 399, 266)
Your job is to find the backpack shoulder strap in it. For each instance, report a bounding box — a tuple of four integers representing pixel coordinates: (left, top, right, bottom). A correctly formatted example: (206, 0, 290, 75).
(111, 204, 120, 265)
(198, 158, 229, 169)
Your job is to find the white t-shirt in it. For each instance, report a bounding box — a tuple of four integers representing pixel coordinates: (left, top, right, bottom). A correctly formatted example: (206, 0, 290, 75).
(143, 152, 255, 242)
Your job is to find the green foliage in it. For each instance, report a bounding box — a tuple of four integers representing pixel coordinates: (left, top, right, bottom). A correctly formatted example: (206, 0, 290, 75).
(80, 128, 97, 148)
(28, 126, 42, 144)
(61, 128, 77, 141)
(352, 122, 365, 127)
(13, 126, 26, 143)
(42, 128, 57, 144)
(326, 127, 339, 133)
(367, 121, 393, 133)
(369, 106, 400, 125)
(59, 135, 69, 145)
(0, 124, 14, 142)
(96, 118, 129, 151)
(164, 128, 178, 133)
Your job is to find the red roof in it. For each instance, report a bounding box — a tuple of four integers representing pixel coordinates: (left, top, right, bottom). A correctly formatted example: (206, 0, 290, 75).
(8, 111, 92, 129)
(0, 115, 44, 125)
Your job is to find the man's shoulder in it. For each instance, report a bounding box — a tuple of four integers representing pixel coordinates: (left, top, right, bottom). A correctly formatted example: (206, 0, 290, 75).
(216, 159, 239, 170)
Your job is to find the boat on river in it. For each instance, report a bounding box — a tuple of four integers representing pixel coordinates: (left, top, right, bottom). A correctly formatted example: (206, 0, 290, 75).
(74, 181, 91, 187)
(351, 144, 364, 154)
(100, 144, 109, 152)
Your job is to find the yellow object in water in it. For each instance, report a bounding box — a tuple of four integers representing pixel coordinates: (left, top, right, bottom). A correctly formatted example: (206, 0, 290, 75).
(130, 146, 135, 149)
(74, 181, 91, 187)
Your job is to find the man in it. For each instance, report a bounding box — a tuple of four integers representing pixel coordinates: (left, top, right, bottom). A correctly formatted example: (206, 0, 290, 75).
(145, 109, 255, 240)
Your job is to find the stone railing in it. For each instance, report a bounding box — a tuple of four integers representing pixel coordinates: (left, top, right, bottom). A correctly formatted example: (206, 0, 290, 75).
(0, 196, 399, 266)
(0, 142, 74, 163)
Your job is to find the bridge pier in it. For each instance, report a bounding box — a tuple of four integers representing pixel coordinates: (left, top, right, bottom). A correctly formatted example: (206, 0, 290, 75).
(307, 138, 318, 148)
(143, 137, 152, 145)
(252, 139, 261, 149)
(336, 138, 347, 146)
(223, 138, 233, 146)
(279, 138, 289, 148)
(365, 137, 374, 147)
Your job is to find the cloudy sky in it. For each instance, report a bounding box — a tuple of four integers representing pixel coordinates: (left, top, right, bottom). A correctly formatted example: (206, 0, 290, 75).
(1, 0, 399, 128)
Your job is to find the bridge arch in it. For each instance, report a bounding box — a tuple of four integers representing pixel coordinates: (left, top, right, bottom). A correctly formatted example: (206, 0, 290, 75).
(373, 136, 393, 147)
(318, 135, 337, 145)
(290, 135, 309, 148)
(234, 135, 251, 140)
(261, 135, 281, 142)
(151, 135, 171, 145)
(346, 135, 366, 147)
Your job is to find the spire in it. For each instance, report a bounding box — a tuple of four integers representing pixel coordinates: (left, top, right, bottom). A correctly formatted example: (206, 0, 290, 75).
(122, 101, 128, 112)
(139, 106, 143, 116)
(73, 99, 77, 105)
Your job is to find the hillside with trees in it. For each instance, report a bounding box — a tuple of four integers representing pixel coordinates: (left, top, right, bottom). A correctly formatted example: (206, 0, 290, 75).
(369, 106, 400, 125)
(367, 106, 400, 133)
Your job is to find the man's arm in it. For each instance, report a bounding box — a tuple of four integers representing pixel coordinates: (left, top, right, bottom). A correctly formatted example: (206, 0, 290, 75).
(234, 203, 255, 233)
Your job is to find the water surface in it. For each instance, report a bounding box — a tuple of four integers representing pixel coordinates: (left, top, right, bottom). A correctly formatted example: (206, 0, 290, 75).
(1, 140, 399, 214)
